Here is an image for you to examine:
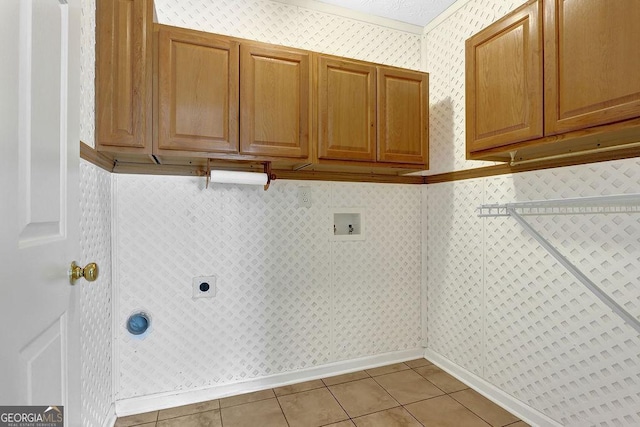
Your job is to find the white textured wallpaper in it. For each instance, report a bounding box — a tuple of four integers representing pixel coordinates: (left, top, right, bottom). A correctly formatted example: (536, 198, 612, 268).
(312, 0, 455, 27)
(79, 1, 111, 426)
(155, 0, 422, 70)
(426, 178, 484, 375)
(106, 0, 424, 401)
(113, 177, 422, 399)
(482, 162, 640, 426)
(425, 1, 640, 425)
(79, 0, 95, 147)
(426, 160, 640, 426)
(79, 160, 113, 427)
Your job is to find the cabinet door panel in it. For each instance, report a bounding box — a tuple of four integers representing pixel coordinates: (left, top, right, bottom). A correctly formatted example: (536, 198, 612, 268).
(466, 0, 543, 154)
(545, 0, 640, 134)
(377, 67, 428, 165)
(240, 45, 309, 158)
(318, 57, 376, 162)
(96, 0, 152, 152)
(157, 27, 238, 153)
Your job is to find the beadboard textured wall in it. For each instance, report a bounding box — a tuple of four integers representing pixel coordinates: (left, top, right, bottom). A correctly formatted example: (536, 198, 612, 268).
(79, 0, 113, 425)
(423, 0, 640, 425)
(425, 159, 640, 426)
(79, 0, 95, 148)
(114, 177, 421, 399)
(79, 160, 113, 427)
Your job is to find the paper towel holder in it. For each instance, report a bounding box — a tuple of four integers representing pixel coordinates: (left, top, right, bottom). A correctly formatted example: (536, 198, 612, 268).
(205, 160, 276, 191)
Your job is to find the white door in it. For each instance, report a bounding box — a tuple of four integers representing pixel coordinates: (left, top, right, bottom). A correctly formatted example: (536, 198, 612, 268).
(0, 0, 82, 426)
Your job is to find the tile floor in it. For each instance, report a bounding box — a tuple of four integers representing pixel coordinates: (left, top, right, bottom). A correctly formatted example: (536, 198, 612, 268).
(114, 358, 529, 427)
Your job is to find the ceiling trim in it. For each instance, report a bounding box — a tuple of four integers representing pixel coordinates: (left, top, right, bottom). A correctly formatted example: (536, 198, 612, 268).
(271, 0, 424, 34)
(422, 0, 474, 33)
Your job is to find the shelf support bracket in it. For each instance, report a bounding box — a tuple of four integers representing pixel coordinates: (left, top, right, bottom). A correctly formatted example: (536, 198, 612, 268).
(506, 207, 640, 335)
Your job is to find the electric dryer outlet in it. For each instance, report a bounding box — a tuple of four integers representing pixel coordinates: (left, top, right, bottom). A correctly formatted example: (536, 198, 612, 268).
(193, 275, 217, 299)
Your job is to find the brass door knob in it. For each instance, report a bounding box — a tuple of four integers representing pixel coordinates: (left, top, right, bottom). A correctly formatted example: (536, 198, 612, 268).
(69, 261, 99, 285)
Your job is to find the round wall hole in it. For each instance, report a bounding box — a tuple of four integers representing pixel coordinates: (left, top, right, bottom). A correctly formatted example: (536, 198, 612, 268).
(199, 282, 210, 292)
(127, 312, 150, 336)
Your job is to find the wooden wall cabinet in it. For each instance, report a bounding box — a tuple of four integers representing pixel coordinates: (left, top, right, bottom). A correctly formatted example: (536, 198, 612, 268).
(465, 0, 543, 155)
(155, 27, 312, 160)
(544, 0, 640, 135)
(318, 57, 377, 162)
(240, 44, 310, 158)
(377, 67, 429, 165)
(466, 0, 640, 162)
(318, 56, 429, 167)
(95, 7, 428, 175)
(96, 0, 153, 154)
(156, 26, 239, 156)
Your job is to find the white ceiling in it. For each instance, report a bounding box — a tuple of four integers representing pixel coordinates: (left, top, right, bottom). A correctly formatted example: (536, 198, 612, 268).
(312, 0, 461, 27)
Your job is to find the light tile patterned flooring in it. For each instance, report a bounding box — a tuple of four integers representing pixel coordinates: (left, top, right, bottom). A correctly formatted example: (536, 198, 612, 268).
(115, 359, 529, 427)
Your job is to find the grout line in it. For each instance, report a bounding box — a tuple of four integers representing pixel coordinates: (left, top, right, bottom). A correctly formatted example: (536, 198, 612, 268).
(274, 382, 327, 398)
(274, 394, 292, 427)
(321, 372, 372, 387)
(155, 404, 221, 422)
(367, 377, 400, 407)
(367, 374, 441, 418)
(344, 405, 405, 424)
(401, 405, 427, 427)
(144, 361, 521, 427)
(420, 378, 446, 395)
(449, 391, 502, 427)
(218, 392, 276, 410)
(410, 365, 472, 395)
(324, 384, 353, 422)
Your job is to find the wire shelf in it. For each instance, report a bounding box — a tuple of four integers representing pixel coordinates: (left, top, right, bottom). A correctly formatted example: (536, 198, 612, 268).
(478, 193, 640, 217)
(477, 193, 640, 335)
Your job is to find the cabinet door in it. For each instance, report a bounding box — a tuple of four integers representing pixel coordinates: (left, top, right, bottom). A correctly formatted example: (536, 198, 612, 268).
(240, 44, 310, 158)
(318, 57, 376, 162)
(544, 0, 640, 135)
(96, 0, 153, 153)
(377, 67, 429, 165)
(465, 0, 543, 154)
(157, 26, 239, 154)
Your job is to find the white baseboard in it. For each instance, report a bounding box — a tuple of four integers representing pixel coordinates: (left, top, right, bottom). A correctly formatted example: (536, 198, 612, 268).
(101, 403, 117, 427)
(115, 348, 424, 417)
(424, 349, 562, 427)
